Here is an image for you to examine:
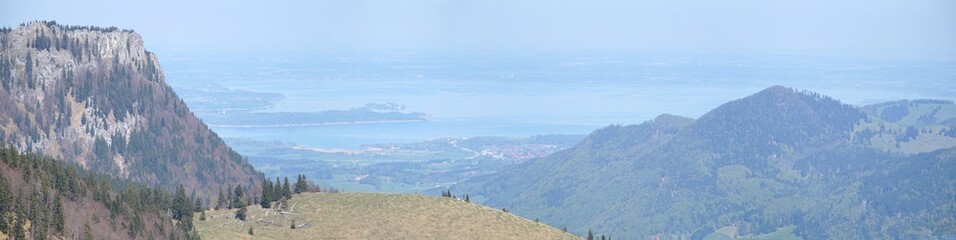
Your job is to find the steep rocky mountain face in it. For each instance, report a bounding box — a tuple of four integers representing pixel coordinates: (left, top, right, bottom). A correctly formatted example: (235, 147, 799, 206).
(453, 86, 956, 239)
(0, 21, 261, 197)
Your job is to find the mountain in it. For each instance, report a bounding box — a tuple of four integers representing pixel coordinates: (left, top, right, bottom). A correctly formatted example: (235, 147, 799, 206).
(0, 21, 261, 197)
(195, 192, 580, 240)
(452, 86, 956, 239)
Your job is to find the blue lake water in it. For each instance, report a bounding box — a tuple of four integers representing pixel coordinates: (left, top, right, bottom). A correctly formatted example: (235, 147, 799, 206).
(160, 50, 956, 148)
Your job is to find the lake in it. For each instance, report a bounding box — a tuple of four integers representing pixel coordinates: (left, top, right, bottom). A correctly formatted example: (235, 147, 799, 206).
(159, 50, 956, 148)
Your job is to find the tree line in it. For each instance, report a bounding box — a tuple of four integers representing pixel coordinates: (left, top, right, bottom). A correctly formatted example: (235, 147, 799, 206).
(204, 173, 334, 223)
(0, 145, 196, 239)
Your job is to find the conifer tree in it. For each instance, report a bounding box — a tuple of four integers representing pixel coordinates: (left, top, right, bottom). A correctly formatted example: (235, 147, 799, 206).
(275, 177, 282, 197)
(51, 195, 64, 233)
(261, 178, 273, 208)
(232, 185, 245, 208)
(0, 175, 13, 233)
(291, 219, 296, 229)
(283, 177, 292, 199)
(14, 214, 27, 240)
(248, 226, 253, 235)
(586, 229, 594, 240)
(194, 198, 203, 212)
(215, 186, 225, 210)
(294, 174, 309, 194)
(173, 184, 189, 220)
(235, 206, 247, 221)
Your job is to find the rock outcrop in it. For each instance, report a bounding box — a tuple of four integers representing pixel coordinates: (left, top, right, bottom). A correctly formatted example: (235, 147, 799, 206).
(0, 21, 261, 196)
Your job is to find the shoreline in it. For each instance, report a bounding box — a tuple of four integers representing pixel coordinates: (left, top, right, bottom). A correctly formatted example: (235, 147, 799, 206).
(207, 119, 427, 128)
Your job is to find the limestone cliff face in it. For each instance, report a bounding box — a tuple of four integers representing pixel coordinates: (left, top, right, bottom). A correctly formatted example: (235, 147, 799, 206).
(0, 21, 261, 196)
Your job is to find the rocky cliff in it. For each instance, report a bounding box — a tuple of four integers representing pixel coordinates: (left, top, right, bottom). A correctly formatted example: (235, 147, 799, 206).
(0, 21, 261, 197)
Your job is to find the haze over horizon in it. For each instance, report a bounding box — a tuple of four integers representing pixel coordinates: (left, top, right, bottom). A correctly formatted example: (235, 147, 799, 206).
(3, 0, 955, 60)
(1, 15, 955, 239)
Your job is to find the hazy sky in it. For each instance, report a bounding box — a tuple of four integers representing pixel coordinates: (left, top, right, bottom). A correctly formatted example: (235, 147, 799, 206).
(3, 0, 955, 59)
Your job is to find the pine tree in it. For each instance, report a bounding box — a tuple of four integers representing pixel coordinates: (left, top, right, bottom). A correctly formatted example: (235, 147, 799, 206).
(261, 178, 273, 208)
(275, 177, 282, 199)
(29, 188, 49, 240)
(51, 194, 64, 233)
(0, 174, 13, 233)
(235, 206, 247, 221)
(294, 174, 309, 194)
(442, 190, 455, 198)
(248, 226, 254, 235)
(194, 198, 203, 212)
(291, 219, 296, 229)
(216, 186, 226, 210)
(465, 194, 470, 203)
(282, 177, 292, 199)
(199, 211, 206, 221)
(294, 175, 300, 193)
(260, 196, 272, 208)
(173, 184, 189, 220)
(13, 214, 26, 240)
(232, 185, 245, 209)
(586, 229, 594, 240)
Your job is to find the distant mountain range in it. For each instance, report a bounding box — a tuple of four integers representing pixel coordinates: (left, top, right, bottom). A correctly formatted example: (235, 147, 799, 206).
(453, 86, 956, 239)
(0, 21, 261, 197)
(4, 20, 954, 240)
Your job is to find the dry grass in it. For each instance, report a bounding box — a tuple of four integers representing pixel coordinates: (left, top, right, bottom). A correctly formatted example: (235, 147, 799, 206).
(195, 192, 580, 240)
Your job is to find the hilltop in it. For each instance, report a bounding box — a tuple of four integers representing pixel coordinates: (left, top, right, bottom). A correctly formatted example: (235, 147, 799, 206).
(0, 21, 261, 196)
(453, 86, 956, 238)
(195, 192, 580, 240)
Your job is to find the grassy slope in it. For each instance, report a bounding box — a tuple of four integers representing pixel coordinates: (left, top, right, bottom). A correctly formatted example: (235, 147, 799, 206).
(856, 101, 956, 154)
(195, 192, 579, 240)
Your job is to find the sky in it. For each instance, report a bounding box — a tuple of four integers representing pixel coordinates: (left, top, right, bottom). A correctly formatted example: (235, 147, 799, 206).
(2, 0, 955, 59)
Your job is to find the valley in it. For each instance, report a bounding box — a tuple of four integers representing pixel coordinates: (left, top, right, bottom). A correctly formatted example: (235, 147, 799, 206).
(229, 134, 584, 193)
(162, 50, 956, 239)
(1, 11, 954, 240)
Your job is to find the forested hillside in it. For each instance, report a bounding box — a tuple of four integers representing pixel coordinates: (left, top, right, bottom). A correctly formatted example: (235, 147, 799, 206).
(0, 145, 203, 239)
(453, 86, 956, 239)
(0, 21, 262, 197)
